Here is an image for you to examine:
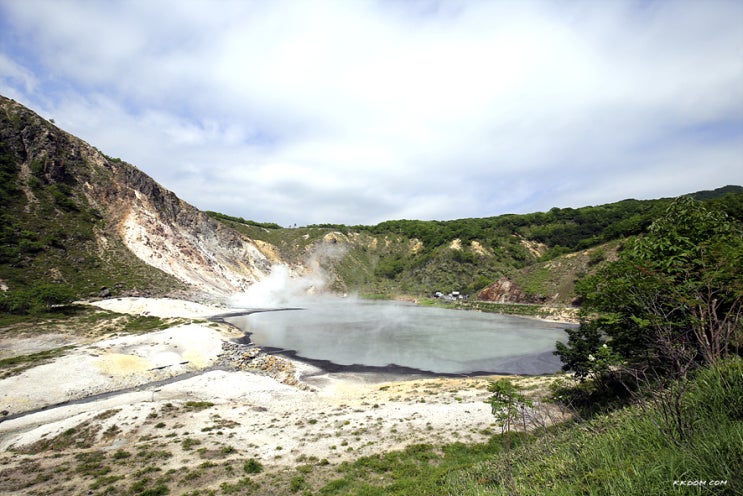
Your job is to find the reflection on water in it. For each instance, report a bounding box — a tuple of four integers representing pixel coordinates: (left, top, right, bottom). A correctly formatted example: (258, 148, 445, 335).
(229, 299, 570, 375)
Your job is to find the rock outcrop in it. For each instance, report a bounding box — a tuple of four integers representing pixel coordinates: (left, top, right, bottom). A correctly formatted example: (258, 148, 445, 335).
(218, 341, 312, 390)
(477, 276, 527, 303)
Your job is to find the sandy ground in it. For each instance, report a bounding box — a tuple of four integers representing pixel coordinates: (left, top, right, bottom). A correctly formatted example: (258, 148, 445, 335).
(0, 323, 229, 416)
(0, 368, 499, 465)
(88, 297, 227, 319)
(0, 297, 563, 494)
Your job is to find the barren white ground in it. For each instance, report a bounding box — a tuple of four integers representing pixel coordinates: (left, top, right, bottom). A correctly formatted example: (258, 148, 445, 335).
(0, 297, 528, 471)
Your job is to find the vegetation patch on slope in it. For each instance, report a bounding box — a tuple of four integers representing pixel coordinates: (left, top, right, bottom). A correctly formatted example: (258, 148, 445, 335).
(312, 359, 740, 496)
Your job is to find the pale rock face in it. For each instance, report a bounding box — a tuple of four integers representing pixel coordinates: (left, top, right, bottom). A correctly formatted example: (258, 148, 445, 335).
(470, 240, 491, 256)
(79, 137, 277, 295)
(119, 205, 270, 295)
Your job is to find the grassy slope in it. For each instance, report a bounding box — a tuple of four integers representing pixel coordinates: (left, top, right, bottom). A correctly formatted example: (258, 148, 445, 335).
(0, 169, 182, 299)
(506, 240, 623, 305)
(314, 359, 741, 496)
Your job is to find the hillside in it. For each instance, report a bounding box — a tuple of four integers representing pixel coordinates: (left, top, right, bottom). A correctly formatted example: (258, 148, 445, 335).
(210, 188, 743, 303)
(2, 93, 742, 310)
(0, 95, 278, 305)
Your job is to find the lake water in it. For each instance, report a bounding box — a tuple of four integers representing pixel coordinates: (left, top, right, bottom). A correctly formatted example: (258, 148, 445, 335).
(228, 299, 570, 375)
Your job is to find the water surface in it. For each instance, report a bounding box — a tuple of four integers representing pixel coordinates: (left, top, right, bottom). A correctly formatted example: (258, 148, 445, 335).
(229, 299, 570, 375)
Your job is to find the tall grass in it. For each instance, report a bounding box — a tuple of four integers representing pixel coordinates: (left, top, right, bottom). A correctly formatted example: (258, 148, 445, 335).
(319, 359, 742, 495)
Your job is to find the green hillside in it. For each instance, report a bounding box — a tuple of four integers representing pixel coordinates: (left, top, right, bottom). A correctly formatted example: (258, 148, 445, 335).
(209, 187, 743, 301)
(311, 359, 742, 496)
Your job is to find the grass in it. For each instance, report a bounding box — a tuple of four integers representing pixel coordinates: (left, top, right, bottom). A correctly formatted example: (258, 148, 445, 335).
(243, 458, 263, 474)
(315, 358, 742, 495)
(16, 416, 108, 454)
(220, 476, 259, 494)
(519, 266, 554, 296)
(0, 345, 74, 378)
(182, 437, 202, 450)
(465, 300, 569, 319)
(184, 401, 215, 411)
(0, 306, 188, 339)
(122, 314, 186, 333)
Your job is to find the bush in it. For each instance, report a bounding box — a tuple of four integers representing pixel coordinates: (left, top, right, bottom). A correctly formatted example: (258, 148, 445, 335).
(243, 458, 263, 474)
(374, 256, 406, 279)
(0, 284, 75, 315)
(556, 197, 743, 383)
(30, 284, 76, 309)
(289, 475, 306, 492)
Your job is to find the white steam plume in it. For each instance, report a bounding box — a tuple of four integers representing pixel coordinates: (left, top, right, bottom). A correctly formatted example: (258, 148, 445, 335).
(229, 239, 348, 307)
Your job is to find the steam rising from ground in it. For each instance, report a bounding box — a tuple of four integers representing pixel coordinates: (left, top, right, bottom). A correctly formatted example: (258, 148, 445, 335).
(229, 240, 348, 307)
(228, 237, 569, 375)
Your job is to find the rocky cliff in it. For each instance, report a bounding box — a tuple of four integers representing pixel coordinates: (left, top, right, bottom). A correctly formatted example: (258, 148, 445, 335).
(0, 95, 276, 297)
(477, 276, 528, 303)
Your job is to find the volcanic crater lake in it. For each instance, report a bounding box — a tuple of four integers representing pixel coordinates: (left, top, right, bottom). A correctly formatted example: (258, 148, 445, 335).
(228, 299, 570, 375)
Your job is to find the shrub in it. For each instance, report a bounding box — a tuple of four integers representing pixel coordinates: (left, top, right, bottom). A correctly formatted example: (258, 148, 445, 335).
(183, 401, 214, 411)
(289, 475, 306, 492)
(243, 458, 263, 474)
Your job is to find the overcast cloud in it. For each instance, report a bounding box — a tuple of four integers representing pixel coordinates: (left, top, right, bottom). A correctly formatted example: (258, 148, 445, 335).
(1, 0, 742, 226)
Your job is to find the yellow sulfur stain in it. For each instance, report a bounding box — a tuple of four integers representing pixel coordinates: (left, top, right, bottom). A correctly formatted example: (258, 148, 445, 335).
(182, 350, 206, 368)
(94, 354, 153, 375)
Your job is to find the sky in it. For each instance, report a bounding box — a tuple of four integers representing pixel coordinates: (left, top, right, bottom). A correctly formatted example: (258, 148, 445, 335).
(1, 0, 742, 227)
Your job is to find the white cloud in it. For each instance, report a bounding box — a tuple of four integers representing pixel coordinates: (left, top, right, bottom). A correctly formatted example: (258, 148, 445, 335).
(0, 53, 37, 96)
(0, 0, 741, 226)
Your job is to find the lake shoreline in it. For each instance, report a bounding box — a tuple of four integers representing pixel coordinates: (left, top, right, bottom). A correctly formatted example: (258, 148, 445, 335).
(225, 298, 569, 377)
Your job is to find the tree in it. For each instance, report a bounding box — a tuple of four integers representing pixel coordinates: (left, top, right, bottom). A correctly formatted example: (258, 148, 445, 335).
(30, 284, 76, 310)
(555, 324, 618, 382)
(486, 379, 532, 495)
(556, 197, 743, 379)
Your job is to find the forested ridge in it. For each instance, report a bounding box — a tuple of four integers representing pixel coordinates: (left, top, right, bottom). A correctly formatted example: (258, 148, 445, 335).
(3, 93, 743, 310)
(313, 185, 743, 255)
(216, 186, 743, 300)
